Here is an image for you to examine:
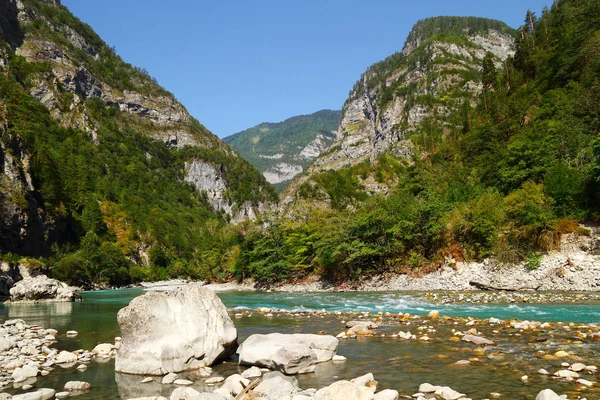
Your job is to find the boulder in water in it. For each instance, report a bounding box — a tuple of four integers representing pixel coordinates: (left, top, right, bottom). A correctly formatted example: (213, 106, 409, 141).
(238, 333, 338, 375)
(115, 283, 237, 375)
(9, 275, 79, 302)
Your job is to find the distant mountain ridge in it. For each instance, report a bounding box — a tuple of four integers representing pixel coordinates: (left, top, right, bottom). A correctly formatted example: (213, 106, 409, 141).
(224, 110, 341, 191)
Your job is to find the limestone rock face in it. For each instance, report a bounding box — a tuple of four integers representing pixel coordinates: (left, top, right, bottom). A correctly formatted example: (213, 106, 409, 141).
(282, 19, 515, 209)
(9, 275, 78, 302)
(238, 333, 338, 375)
(115, 284, 238, 375)
(184, 159, 272, 221)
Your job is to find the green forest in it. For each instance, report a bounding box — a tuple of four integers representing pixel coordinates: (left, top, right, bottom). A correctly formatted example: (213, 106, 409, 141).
(1, 0, 599, 288)
(0, 52, 275, 288)
(236, 0, 600, 283)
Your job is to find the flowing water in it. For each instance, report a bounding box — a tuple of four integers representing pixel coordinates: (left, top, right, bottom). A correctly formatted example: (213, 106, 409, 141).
(1, 289, 599, 399)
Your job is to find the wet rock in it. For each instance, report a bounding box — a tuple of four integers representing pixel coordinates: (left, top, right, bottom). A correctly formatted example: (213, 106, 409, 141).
(554, 370, 579, 379)
(569, 363, 586, 372)
(64, 381, 91, 391)
(238, 333, 338, 375)
(115, 284, 238, 375)
(205, 377, 225, 384)
(55, 351, 77, 364)
(577, 378, 593, 387)
(461, 335, 494, 346)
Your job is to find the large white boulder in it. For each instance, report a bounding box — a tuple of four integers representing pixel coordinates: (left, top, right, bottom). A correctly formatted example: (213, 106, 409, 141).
(9, 275, 78, 302)
(238, 333, 338, 375)
(115, 284, 238, 375)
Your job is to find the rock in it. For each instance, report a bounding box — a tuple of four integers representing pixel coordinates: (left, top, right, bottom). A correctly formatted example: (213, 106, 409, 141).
(576, 378, 593, 387)
(76, 364, 87, 370)
(538, 369, 549, 375)
(418, 383, 438, 393)
(570, 363, 586, 372)
(221, 374, 249, 396)
(332, 355, 347, 362)
(9, 275, 78, 302)
(66, 330, 78, 336)
(205, 377, 225, 384)
(461, 335, 495, 346)
(169, 387, 200, 400)
(554, 350, 569, 358)
(347, 323, 377, 336)
(241, 366, 262, 379)
(56, 351, 78, 364)
(238, 333, 338, 374)
(345, 321, 378, 329)
(12, 389, 55, 400)
(64, 381, 91, 391)
(162, 373, 179, 384)
(374, 390, 399, 400)
(0, 337, 13, 352)
(435, 386, 465, 400)
(428, 310, 440, 319)
(254, 375, 298, 399)
(93, 343, 114, 356)
(455, 360, 470, 365)
(351, 373, 377, 388)
(314, 380, 374, 400)
(173, 379, 193, 386)
(115, 284, 238, 375)
(11, 366, 38, 382)
(55, 393, 69, 399)
(535, 389, 561, 400)
(554, 370, 580, 379)
(141, 377, 153, 383)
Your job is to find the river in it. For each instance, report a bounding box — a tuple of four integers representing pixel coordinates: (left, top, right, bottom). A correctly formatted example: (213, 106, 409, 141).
(1, 289, 599, 399)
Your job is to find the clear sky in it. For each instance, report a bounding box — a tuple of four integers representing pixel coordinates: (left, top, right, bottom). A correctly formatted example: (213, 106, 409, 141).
(61, 0, 551, 138)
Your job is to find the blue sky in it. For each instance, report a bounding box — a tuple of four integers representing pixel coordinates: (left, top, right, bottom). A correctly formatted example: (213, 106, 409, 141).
(62, 0, 551, 138)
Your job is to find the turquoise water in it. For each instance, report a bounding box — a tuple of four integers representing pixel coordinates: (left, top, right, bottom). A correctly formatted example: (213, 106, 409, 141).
(217, 291, 600, 324)
(0, 289, 599, 399)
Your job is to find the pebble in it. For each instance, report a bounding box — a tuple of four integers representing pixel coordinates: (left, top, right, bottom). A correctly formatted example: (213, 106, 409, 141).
(141, 377, 153, 383)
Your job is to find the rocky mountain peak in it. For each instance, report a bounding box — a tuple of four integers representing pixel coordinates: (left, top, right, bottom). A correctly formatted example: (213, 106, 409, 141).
(283, 16, 516, 208)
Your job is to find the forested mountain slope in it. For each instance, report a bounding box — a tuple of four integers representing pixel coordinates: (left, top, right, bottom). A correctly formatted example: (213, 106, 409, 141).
(0, 0, 276, 286)
(238, 2, 600, 283)
(224, 110, 340, 192)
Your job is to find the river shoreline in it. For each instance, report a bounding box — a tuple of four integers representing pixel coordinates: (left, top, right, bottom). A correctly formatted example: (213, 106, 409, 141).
(128, 228, 600, 299)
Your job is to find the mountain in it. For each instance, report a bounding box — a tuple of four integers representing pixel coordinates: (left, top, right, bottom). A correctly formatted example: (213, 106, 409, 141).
(224, 110, 341, 191)
(282, 17, 515, 207)
(0, 0, 276, 286)
(238, 3, 600, 283)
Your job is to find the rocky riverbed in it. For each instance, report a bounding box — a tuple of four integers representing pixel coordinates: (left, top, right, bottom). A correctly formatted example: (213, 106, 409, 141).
(1, 307, 598, 399)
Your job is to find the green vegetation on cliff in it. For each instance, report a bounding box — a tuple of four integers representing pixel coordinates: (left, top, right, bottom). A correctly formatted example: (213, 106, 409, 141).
(0, 0, 276, 287)
(236, 0, 600, 283)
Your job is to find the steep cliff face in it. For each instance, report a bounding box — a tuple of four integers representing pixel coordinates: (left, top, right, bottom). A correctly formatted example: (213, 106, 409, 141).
(224, 110, 340, 191)
(312, 18, 515, 171)
(283, 17, 515, 207)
